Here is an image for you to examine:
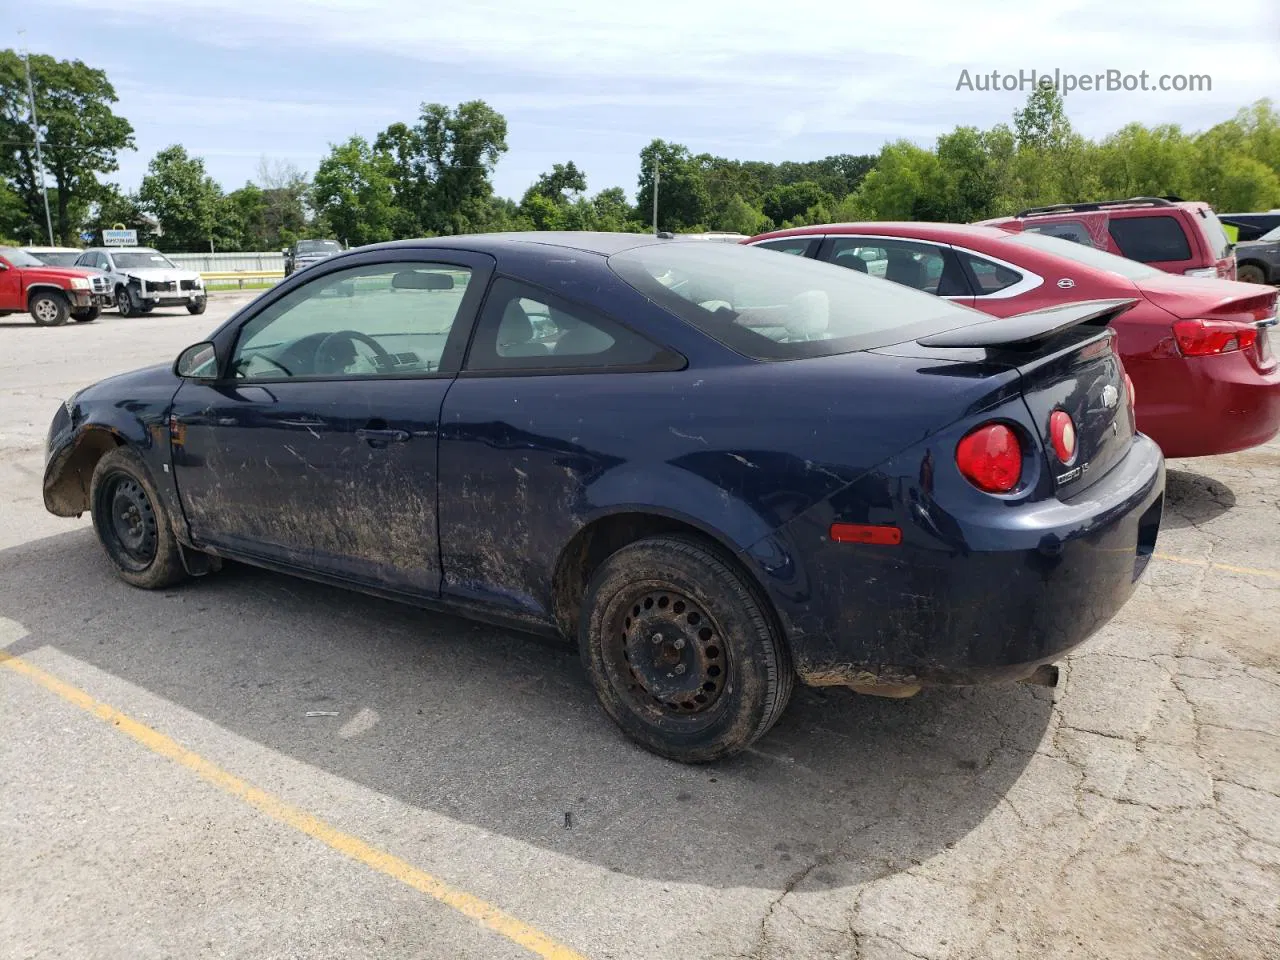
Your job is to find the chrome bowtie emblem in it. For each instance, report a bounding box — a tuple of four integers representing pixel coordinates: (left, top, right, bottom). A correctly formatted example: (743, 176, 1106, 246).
(1101, 384, 1120, 408)
(1057, 278, 1075, 289)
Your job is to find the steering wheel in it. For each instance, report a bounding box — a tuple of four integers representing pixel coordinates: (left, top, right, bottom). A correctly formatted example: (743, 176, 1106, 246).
(313, 330, 392, 375)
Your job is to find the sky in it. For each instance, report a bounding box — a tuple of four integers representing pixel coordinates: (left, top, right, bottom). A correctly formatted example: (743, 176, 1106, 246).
(15, 0, 1280, 203)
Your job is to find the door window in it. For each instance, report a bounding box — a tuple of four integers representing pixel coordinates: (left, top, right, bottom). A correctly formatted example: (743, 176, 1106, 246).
(826, 237, 969, 295)
(1024, 221, 1094, 247)
(232, 262, 472, 380)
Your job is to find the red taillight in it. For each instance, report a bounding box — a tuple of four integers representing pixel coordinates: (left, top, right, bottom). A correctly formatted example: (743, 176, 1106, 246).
(1172, 319, 1258, 357)
(1049, 410, 1077, 464)
(1125, 373, 1136, 407)
(955, 423, 1022, 493)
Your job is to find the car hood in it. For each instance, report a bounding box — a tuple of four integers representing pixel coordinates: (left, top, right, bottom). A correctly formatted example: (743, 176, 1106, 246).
(1236, 240, 1280, 259)
(18, 265, 99, 282)
(1133, 271, 1279, 320)
(124, 267, 200, 282)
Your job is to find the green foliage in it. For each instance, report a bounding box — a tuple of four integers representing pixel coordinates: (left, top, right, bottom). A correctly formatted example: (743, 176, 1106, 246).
(311, 135, 397, 247)
(0, 50, 134, 244)
(85, 183, 155, 246)
(637, 140, 711, 232)
(138, 145, 223, 251)
(763, 181, 835, 225)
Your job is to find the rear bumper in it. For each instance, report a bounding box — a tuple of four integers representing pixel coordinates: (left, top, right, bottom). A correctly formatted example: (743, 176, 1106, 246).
(1134, 351, 1280, 458)
(746, 435, 1165, 688)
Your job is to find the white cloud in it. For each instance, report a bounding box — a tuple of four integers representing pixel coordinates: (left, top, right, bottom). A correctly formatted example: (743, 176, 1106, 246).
(39, 0, 1280, 196)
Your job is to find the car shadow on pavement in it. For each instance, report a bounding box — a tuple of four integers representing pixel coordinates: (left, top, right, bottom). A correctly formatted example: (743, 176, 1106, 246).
(2, 528, 1052, 892)
(1161, 468, 1237, 530)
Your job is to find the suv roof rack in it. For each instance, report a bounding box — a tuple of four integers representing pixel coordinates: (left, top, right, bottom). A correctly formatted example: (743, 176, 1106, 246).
(1014, 196, 1178, 218)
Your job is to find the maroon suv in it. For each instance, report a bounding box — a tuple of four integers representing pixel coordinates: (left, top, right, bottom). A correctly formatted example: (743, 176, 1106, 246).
(980, 196, 1237, 281)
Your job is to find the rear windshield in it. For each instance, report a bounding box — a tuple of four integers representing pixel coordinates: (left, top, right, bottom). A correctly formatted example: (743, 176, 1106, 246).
(1195, 208, 1234, 259)
(608, 241, 974, 360)
(1000, 231, 1164, 281)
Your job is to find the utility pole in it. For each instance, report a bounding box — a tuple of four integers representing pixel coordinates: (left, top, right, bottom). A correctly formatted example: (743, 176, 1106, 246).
(19, 32, 56, 246)
(652, 162, 660, 235)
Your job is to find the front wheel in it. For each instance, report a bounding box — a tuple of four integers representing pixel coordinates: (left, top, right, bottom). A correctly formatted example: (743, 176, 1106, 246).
(579, 535, 793, 763)
(187, 299, 207, 315)
(116, 286, 138, 317)
(1237, 264, 1267, 284)
(89, 447, 188, 589)
(73, 305, 101, 323)
(30, 290, 70, 326)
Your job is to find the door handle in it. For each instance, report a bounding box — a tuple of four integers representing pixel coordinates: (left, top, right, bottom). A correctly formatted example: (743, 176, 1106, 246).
(356, 427, 411, 446)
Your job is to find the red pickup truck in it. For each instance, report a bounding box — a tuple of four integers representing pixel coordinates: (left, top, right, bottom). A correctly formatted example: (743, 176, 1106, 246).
(0, 245, 108, 325)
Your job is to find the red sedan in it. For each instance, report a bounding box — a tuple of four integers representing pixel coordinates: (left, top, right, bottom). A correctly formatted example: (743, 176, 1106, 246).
(746, 223, 1279, 459)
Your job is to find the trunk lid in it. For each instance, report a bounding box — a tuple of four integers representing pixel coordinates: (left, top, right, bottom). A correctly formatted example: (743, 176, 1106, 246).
(879, 299, 1138, 497)
(1134, 272, 1278, 321)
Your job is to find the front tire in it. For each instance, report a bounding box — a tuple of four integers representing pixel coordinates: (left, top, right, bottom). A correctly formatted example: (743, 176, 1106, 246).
(579, 535, 793, 763)
(89, 447, 187, 589)
(116, 285, 138, 317)
(1237, 264, 1267, 284)
(73, 305, 101, 323)
(187, 298, 207, 315)
(30, 290, 70, 326)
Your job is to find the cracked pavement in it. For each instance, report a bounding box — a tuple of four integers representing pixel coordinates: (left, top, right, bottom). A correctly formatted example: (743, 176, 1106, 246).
(1, 297, 1277, 959)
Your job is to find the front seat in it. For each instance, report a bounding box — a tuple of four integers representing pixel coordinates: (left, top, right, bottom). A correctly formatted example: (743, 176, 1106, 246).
(885, 249, 927, 289)
(497, 301, 549, 357)
(833, 250, 869, 273)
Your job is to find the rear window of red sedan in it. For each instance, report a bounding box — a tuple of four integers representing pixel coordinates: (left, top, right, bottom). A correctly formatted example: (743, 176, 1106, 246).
(608, 241, 975, 360)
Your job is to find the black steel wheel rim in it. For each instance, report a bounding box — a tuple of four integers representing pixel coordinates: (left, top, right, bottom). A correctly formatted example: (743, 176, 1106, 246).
(97, 472, 158, 571)
(602, 583, 731, 726)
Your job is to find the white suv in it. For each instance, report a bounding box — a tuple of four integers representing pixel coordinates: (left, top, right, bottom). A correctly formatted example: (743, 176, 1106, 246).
(75, 247, 207, 316)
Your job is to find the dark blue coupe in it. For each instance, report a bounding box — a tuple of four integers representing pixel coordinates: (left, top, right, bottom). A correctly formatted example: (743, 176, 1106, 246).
(43, 233, 1165, 762)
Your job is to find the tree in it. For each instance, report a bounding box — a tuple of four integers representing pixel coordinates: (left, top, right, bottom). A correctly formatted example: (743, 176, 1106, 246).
(1013, 84, 1072, 152)
(0, 51, 134, 244)
(138, 145, 222, 251)
(851, 141, 948, 220)
(311, 135, 397, 246)
(527, 161, 587, 203)
(637, 140, 711, 232)
(591, 187, 639, 232)
(85, 183, 155, 246)
(254, 158, 310, 246)
(763, 181, 835, 225)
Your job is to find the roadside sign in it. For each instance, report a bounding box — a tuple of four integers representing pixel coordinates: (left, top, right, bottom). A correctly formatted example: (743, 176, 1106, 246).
(79, 231, 95, 243)
(103, 229, 138, 246)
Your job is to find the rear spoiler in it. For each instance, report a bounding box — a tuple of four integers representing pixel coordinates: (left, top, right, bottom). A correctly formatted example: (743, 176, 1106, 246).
(916, 299, 1139, 349)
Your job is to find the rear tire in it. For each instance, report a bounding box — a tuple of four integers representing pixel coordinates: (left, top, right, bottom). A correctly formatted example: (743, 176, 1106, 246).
(89, 447, 188, 590)
(30, 290, 70, 326)
(1237, 264, 1267, 284)
(73, 305, 100, 323)
(578, 534, 793, 763)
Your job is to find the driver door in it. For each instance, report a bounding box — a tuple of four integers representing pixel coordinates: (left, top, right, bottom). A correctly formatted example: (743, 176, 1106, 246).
(169, 251, 492, 595)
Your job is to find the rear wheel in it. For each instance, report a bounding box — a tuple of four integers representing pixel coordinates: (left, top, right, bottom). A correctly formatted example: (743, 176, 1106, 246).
(89, 447, 187, 589)
(72, 305, 100, 323)
(579, 535, 793, 763)
(30, 290, 70, 326)
(1237, 264, 1267, 284)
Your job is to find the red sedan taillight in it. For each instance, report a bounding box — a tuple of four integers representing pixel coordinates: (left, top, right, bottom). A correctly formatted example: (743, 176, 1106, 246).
(1172, 319, 1258, 357)
(956, 423, 1022, 493)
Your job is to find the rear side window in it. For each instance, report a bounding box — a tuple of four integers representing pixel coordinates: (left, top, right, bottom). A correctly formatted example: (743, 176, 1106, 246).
(1024, 221, 1094, 246)
(464, 277, 678, 373)
(752, 237, 817, 257)
(608, 241, 975, 361)
(1107, 216, 1192, 263)
(960, 253, 1023, 294)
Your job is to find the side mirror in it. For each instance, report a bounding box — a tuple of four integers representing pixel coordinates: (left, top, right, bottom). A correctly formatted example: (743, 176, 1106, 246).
(175, 341, 218, 379)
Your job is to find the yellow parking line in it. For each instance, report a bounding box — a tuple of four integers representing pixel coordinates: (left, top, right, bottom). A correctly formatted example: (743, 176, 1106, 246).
(0, 651, 586, 960)
(1155, 553, 1280, 581)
